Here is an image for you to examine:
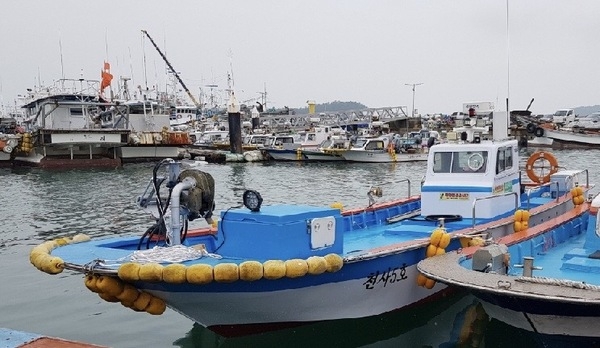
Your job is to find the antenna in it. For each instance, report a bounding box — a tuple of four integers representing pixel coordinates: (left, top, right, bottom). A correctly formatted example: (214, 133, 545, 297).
(506, 0, 510, 113)
(141, 33, 148, 91)
(58, 37, 65, 80)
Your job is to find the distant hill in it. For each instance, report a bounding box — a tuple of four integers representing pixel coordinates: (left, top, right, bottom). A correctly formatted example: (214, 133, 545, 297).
(574, 105, 600, 117)
(294, 101, 367, 114)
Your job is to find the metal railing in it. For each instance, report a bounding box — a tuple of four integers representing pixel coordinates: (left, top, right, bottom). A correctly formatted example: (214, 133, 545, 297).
(472, 191, 519, 229)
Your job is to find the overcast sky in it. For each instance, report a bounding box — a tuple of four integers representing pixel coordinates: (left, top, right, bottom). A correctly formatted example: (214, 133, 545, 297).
(1, 1, 599, 115)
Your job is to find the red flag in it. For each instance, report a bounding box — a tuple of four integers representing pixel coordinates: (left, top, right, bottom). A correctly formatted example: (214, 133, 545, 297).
(100, 61, 113, 93)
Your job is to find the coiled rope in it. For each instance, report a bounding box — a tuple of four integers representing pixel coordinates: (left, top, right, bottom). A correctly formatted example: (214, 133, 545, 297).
(516, 276, 600, 291)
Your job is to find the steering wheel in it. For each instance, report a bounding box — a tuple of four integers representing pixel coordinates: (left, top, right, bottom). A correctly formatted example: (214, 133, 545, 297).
(467, 153, 484, 171)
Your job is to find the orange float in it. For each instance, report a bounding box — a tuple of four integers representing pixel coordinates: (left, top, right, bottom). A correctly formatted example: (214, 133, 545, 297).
(525, 151, 559, 183)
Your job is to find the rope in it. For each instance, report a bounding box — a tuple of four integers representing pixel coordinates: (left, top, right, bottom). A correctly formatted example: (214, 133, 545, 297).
(515, 276, 600, 291)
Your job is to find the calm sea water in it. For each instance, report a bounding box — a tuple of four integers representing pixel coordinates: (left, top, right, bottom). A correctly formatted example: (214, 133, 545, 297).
(1, 148, 598, 348)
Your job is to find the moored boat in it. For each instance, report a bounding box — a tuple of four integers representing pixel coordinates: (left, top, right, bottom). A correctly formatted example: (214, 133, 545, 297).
(13, 80, 130, 168)
(29, 111, 592, 337)
(341, 134, 429, 163)
(418, 164, 599, 339)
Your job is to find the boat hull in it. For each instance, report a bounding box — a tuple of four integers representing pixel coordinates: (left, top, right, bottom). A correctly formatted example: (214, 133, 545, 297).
(544, 129, 600, 149)
(342, 150, 428, 163)
(477, 294, 600, 337)
(118, 146, 182, 163)
(120, 252, 447, 337)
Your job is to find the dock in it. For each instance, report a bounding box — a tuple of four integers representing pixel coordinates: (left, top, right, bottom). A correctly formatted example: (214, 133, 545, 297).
(0, 328, 106, 348)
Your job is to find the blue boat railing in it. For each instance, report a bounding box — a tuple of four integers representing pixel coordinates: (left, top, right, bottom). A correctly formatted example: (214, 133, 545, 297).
(471, 192, 519, 230)
(525, 181, 560, 210)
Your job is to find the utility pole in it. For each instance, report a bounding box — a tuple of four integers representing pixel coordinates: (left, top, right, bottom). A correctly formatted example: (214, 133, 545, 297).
(405, 83, 423, 134)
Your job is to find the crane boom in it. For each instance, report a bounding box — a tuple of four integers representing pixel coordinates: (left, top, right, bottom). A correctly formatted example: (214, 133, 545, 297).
(141, 29, 200, 108)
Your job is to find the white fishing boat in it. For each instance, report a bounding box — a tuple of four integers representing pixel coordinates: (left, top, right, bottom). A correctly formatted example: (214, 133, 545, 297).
(263, 126, 337, 161)
(341, 134, 428, 163)
(30, 111, 594, 337)
(13, 79, 130, 168)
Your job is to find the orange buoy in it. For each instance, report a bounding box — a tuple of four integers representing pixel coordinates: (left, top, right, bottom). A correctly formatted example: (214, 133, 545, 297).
(525, 151, 559, 183)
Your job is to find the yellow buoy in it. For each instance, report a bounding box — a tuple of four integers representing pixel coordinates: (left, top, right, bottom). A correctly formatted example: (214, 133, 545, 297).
(116, 284, 140, 304)
(424, 278, 436, 289)
(42, 256, 64, 274)
(30, 252, 49, 269)
(435, 248, 446, 256)
(330, 202, 344, 210)
(145, 297, 166, 315)
(438, 233, 451, 249)
(186, 264, 214, 284)
(118, 263, 141, 282)
(324, 253, 344, 272)
(514, 210, 523, 222)
(84, 274, 100, 293)
(214, 263, 239, 283)
(576, 186, 584, 196)
(430, 228, 444, 247)
(514, 221, 523, 232)
(426, 244, 438, 258)
(133, 292, 153, 311)
(54, 237, 70, 246)
(138, 263, 164, 282)
(306, 256, 328, 275)
(96, 276, 125, 297)
(98, 292, 120, 303)
(521, 210, 530, 221)
(468, 237, 485, 247)
(285, 259, 308, 278)
(417, 273, 427, 286)
(239, 261, 264, 281)
(162, 264, 188, 284)
(263, 260, 286, 280)
(71, 234, 91, 243)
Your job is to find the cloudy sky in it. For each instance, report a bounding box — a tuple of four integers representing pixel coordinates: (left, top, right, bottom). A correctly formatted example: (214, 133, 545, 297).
(1, 1, 598, 115)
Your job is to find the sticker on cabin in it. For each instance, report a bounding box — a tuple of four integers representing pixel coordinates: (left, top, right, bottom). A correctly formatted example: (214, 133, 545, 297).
(439, 192, 469, 200)
(493, 182, 513, 195)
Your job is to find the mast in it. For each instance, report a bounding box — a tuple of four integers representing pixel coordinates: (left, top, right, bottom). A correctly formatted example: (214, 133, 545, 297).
(141, 29, 200, 108)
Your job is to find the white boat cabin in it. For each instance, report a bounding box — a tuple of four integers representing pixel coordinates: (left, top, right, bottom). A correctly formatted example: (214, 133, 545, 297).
(421, 135, 520, 220)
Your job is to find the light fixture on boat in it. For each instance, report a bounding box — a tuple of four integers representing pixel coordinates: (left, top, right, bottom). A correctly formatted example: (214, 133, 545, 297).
(243, 190, 263, 212)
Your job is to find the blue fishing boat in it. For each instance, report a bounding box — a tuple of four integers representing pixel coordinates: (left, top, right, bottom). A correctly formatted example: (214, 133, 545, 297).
(418, 170, 599, 339)
(29, 112, 593, 337)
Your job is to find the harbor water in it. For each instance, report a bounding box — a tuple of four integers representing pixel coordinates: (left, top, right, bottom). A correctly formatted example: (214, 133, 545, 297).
(1, 148, 598, 348)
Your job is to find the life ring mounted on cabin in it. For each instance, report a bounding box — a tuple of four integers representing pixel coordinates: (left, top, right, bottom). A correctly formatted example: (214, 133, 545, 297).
(467, 153, 484, 171)
(525, 151, 559, 183)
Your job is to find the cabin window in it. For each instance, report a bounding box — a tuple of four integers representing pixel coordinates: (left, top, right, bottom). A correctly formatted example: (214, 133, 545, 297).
(70, 108, 84, 116)
(433, 151, 488, 173)
(496, 147, 513, 174)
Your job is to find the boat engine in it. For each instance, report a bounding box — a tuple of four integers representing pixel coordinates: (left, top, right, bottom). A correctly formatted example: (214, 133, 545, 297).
(472, 244, 509, 274)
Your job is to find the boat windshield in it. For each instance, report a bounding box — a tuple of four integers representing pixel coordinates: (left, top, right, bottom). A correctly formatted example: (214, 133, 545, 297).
(433, 151, 488, 173)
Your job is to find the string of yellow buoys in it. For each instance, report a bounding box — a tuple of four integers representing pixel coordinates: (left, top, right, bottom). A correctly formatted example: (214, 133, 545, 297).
(417, 227, 451, 289)
(84, 273, 166, 315)
(30, 234, 345, 316)
(116, 254, 344, 284)
(29, 234, 91, 274)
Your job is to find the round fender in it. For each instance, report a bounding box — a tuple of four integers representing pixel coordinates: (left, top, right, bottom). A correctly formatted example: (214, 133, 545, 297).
(534, 127, 545, 137)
